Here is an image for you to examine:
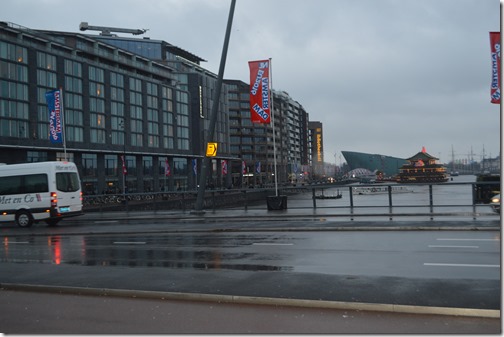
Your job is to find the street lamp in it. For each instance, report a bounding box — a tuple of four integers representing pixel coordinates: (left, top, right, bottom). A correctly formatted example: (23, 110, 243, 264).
(119, 119, 126, 200)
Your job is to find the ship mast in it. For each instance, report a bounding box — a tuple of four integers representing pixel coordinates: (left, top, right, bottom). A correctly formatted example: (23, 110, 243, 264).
(451, 145, 455, 173)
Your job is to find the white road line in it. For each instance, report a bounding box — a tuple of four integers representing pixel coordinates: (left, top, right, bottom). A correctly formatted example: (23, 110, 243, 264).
(113, 242, 146, 245)
(7, 242, 29, 244)
(424, 263, 500, 268)
(252, 243, 293, 246)
(436, 238, 496, 241)
(428, 245, 479, 249)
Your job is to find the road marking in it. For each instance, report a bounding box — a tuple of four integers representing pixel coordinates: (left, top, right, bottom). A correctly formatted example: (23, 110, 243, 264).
(7, 241, 29, 244)
(113, 242, 146, 245)
(428, 245, 479, 249)
(436, 238, 496, 241)
(94, 220, 119, 224)
(252, 243, 293, 246)
(424, 263, 500, 268)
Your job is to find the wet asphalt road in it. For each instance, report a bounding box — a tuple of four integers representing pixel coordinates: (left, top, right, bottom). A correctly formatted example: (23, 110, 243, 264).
(0, 218, 500, 311)
(0, 213, 501, 333)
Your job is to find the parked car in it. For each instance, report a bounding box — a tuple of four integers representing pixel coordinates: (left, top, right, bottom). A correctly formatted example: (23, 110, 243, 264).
(490, 194, 500, 213)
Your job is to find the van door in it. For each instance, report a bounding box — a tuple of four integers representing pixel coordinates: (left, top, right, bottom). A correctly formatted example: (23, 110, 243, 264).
(55, 171, 82, 213)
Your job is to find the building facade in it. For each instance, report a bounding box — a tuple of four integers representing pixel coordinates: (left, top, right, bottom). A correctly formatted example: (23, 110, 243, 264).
(0, 22, 236, 194)
(308, 121, 324, 180)
(0, 21, 323, 195)
(225, 80, 312, 187)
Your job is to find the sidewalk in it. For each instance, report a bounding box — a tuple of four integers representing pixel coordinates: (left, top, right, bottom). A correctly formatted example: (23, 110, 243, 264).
(1, 289, 500, 334)
(71, 206, 501, 232)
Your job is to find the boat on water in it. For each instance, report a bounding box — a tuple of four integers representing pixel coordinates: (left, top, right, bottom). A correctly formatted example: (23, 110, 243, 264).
(352, 185, 413, 195)
(396, 147, 449, 183)
(315, 190, 343, 199)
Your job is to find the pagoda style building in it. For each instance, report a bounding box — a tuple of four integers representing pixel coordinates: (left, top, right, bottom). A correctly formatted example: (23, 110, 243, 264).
(396, 147, 449, 183)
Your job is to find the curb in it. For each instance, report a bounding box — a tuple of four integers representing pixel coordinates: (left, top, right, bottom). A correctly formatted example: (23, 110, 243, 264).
(1, 283, 499, 319)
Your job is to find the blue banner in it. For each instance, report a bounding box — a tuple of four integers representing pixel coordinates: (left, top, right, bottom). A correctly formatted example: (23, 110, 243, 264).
(193, 159, 197, 176)
(45, 89, 63, 144)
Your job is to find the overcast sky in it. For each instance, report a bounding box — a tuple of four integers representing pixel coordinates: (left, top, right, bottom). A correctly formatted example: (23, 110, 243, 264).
(4, 0, 501, 164)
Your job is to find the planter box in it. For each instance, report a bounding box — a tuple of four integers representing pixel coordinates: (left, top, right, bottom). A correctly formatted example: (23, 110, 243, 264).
(266, 195, 288, 210)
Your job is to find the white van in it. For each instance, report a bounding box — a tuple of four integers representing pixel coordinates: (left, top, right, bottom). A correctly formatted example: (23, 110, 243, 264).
(0, 161, 83, 227)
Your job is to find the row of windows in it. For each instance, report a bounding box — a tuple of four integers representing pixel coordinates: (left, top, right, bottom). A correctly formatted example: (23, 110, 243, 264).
(1, 60, 28, 82)
(82, 154, 189, 177)
(0, 80, 28, 100)
(0, 119, 28, 138)
(0, 99, 28, 118)
(0, 42, 27, 64)
(0, 42, 190, 151)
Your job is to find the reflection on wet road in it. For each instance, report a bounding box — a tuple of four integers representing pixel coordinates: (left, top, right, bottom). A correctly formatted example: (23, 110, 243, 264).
(2, 233, 296, 272)
(1, 231, 500, 280)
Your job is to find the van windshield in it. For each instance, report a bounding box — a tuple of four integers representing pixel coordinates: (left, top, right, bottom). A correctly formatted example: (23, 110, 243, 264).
(56, 172, 80, 192)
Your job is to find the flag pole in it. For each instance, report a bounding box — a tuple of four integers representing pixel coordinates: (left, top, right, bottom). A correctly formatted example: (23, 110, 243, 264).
(269, 58, 278, 197)
(59, 87, 67, 161)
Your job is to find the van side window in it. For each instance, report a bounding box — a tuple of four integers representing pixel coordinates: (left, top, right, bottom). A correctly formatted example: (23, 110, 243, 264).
(0, 174, 48, 195)
(24, 174, 49, 193)
(56, 172, 80, 192)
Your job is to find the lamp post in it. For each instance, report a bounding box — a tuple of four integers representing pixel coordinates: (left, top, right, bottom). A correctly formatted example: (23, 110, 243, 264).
(119, 119, 126, 200)
(193, 0, 236, 213)
(334, 152, 337, 177)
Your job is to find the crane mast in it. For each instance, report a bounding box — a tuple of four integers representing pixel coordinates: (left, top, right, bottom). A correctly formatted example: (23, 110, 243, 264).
(79, 22, 148, 36)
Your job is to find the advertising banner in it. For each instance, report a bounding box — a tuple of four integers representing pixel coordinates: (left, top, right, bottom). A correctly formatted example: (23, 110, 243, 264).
(193, 159, 198, 176)
(121, 155, 127, 175)
(255, 161, 261, 174)
(249, 60, 271, 123)
(165, 158, 171, 176)
(45, 89, 63, 143)
(490, 32, 501, 104)
(221, 160, 228, 175)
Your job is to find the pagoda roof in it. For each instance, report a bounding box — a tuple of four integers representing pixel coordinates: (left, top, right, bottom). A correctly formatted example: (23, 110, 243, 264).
(406, 151, 439, 161)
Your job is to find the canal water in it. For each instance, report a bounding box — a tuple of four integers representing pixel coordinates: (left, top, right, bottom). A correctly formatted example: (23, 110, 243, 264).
(275, 175, 499, 219)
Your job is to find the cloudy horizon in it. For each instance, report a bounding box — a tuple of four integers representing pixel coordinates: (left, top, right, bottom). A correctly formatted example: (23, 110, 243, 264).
(3, 0, 501, 164)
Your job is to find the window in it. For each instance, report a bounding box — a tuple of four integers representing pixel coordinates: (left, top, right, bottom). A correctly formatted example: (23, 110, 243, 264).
(0, 174, 48, 195)
(130, 78, 143, 147)
(110, 73, 125, 146)
(104, 155, 118, 176)
(161, 86, 174, 150)
(82, 153, 97, 177)
(63, 60, 83, 142)
(89, 66, 105, 144)
(56, 172, 80, 192)
(0, 42, 27, 64)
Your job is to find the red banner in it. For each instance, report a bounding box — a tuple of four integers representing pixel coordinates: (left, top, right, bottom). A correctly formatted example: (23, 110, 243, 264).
(121, 155, 127, 176)
(221, 160, 228, 175)
(165, 158, 171, 176)
(249, 60, 271, 123)
(490, 32, 500, 104)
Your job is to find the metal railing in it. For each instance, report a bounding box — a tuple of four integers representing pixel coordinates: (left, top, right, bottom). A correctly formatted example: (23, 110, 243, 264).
(82, 181, 500, 220)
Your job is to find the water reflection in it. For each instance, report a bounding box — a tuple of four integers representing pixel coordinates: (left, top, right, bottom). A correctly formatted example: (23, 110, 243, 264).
(1, 233, 294, 272)
(48, 236, 61, 265)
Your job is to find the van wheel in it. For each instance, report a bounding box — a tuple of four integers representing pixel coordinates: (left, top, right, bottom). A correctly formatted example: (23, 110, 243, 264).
(16, 210, 33, 228)
(45, 219, 61, 227)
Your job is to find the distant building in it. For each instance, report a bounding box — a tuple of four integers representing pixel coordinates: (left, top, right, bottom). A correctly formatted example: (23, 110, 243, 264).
(0, 21, 234, 194)
(225, 81, 312, 186)
(308, 121, 324, 180)
(341, 151, 407, 177)
(0, 21, 322, 194)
